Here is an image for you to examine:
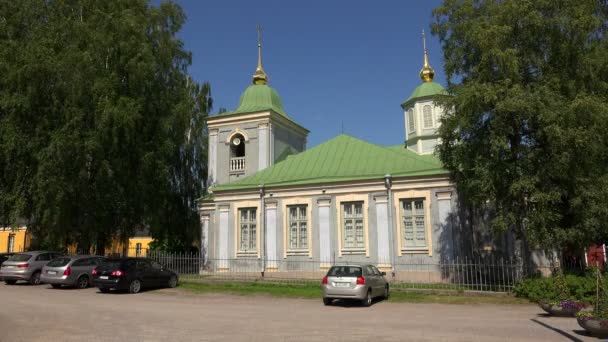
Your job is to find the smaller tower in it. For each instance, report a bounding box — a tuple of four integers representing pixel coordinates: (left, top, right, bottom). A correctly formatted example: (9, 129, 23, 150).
(401, 30, 447, 155)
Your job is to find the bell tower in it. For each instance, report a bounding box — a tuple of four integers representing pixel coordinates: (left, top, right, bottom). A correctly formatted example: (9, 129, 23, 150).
(206, 26, 309, 187)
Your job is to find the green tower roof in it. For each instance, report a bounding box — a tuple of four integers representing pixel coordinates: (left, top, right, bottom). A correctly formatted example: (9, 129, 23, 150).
(222, 84, 288, 117)
(401, 81, 447, 108)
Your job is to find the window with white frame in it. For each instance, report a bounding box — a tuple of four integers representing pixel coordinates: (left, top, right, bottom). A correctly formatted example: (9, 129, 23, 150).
(135, 243, 142, 257)
(423, 105, 433, 128)
(407, 109, 415, 133)
(342, 202, 365, 251)
(239, 208, 257, 252)
(7, 234, 15, 253)
(288, 205, 308, 251)
(400, 199, 428, 249)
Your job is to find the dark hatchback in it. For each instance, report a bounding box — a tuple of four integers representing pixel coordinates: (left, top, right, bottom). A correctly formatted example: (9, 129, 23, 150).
(92, 258, 178, 294)
(0, 253, 13, 280)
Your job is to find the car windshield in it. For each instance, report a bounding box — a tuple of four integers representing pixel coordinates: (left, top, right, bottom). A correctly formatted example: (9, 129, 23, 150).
(328, 266, 362, 277)
(7, 254, 31, 262)
(47, 257, 71, 267)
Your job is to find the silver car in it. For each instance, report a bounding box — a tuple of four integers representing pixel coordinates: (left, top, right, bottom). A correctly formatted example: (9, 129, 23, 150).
(41, 255, 106, 289)
(322, 264, 389, 306)
(1, 251, 64, 285)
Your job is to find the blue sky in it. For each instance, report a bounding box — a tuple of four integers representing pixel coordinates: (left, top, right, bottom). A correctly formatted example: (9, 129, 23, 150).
(169, 0, 445, 147)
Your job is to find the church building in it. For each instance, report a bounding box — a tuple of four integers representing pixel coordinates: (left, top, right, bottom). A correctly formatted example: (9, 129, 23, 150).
(198, 29, 459, 280)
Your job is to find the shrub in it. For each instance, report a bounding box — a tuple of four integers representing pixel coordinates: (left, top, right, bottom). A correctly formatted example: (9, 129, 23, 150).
(594, 269, 608, 320)
(513, 272, 597, 304)
(513, 277, 558, 302)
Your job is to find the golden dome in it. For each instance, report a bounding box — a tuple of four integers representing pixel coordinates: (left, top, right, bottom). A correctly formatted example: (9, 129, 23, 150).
(419, 30, 435, 83)
(253, 24, 268, 85)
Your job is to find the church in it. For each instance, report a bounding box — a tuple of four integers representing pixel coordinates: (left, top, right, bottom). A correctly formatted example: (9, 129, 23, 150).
(197, 30, 463, 280)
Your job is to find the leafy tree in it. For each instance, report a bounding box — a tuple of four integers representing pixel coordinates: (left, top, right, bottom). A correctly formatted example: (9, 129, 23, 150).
(0, 0, 211, 252)
(432, 0, 608, 257)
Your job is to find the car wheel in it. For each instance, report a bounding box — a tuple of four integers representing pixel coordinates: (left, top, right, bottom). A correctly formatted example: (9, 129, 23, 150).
(129, 279, 142, 294)
(384, 285, 390, 300)
(362, 289, 372, 307)
(323, 297, 332, 306)
(29, 271, 41, 285)
(4, 280, 17, 285)
(99, 288, 110, 293)
(51, 284, 62, 289)
(167, 275, 177, 288)
(76, 275, 89, 289)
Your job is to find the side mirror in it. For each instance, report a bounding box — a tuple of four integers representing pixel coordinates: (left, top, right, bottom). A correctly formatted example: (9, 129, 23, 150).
(381, 272, 386, 276)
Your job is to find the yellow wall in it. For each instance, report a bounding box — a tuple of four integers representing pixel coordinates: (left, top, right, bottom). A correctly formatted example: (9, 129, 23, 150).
(0, 228, 30, 253)
(66, 236, 144, 256)
(127, 237, 153, 257)
(0, 227, 152, 256)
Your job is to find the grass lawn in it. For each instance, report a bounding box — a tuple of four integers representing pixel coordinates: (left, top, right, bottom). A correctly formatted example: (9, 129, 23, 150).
(179, 281, 530, 305)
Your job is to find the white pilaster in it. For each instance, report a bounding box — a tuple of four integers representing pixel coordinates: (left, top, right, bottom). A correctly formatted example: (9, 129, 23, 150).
(258, 123, 269, 171)
(374, 195, 390, 265)
(200, 215, 209, 267)
(265, 202, 277, 268)
(318, 199, 331, 265)
(208, 129, 218, 186)
(436, 191, 453, 259)
(218, 206, 229, 269)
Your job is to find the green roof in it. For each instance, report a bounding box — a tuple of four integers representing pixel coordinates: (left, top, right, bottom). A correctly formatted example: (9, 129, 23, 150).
(212, 134, 446, 192)
(221, 84, 288, 117)
(401, 81, 447, 108)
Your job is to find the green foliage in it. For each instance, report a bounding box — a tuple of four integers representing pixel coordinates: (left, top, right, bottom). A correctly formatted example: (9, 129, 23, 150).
(513, 273, 597, 303)
(594, 268, 608, 319)
(554, 272, 570, 301)
(0, 1, 210, 250)
(432, 0, 608, 250)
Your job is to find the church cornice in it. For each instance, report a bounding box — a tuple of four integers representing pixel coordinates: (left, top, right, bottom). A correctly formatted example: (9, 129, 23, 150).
(207, 110, 309, 136)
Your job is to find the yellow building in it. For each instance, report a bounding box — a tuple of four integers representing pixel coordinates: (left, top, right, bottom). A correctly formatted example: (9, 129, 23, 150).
(65, 235, 154, 256)
(0, 227, 30, 253)
(127, 237, 154, 257)
(3, 226, 152, 256)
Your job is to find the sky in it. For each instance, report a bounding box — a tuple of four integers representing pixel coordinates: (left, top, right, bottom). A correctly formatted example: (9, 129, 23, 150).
(168, 0, 446, 148)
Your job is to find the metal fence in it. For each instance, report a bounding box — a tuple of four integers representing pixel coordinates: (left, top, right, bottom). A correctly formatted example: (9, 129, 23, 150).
(54, 248, 589, 293)
(138, 251, 528, 293)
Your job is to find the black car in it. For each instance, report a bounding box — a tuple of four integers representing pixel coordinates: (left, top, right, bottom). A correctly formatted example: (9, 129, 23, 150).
(92, 258, 178, 294)
(0, 253, 14, 265)
(0, 253, 14, 280)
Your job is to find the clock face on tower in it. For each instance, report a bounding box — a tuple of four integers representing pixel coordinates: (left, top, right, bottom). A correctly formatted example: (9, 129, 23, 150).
(232, 137, 241, 146)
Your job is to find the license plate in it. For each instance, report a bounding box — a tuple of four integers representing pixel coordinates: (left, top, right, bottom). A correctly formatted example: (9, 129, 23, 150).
(99, 276, 108, 280)
(47, 271, 57, 275)
(334, 282, 350, 288)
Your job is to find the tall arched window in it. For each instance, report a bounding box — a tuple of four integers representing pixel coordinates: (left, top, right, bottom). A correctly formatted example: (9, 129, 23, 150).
(230, 134, 245, 173)
(423, 105, 433, 129)
(407, 109, 415, 133)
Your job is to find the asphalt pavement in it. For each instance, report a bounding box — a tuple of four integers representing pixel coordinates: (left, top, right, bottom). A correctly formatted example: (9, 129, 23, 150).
(0, 282, 598, 342)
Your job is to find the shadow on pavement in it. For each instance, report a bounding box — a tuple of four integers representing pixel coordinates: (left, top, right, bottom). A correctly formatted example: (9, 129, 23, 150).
(530, 318, 584, 342)
(326, 298, 387, 308)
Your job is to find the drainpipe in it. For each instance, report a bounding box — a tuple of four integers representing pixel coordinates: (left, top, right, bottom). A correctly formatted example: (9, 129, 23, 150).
(384, 174, 395, 278)
(259, 184, 266, 277)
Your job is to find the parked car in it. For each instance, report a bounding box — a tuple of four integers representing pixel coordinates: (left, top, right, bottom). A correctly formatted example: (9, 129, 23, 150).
(92, 257, 178, 294)
(321, 264, 389, 307)
(0, 251, 64, 285)
(41, 255, 106, 289)
(0, 253, 14, 281)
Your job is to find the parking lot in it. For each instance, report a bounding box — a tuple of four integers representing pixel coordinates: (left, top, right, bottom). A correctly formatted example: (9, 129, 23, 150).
(0, 283, 598, 342)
